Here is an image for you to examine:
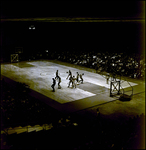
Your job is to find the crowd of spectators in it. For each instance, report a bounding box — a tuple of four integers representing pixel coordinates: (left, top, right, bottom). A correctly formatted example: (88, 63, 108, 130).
(40, 49, 145, 80)
(1, 77, 145, 149)
(1, 78, 61, 129)
(1, 48, 145, 80)
(56, 50, 145, 80)
(73, 112, 145, 150)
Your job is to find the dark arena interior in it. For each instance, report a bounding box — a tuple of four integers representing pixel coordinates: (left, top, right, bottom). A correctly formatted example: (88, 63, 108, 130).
(1, 1, 145, 149)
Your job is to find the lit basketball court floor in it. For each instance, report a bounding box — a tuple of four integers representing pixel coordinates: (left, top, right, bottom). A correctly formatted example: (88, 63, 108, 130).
(1, 60, 141, 113)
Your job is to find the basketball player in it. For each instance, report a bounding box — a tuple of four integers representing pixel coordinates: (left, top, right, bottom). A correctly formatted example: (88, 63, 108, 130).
(76, 72, 80, 84)
(68, 75, 73, 88)
(51, 78, 56, 92)
(58, 76, 61, 89)
(106, 73, 110, 84)
(55, 70, 59, 80)
(66, 70, 72, 80)
(79, 73, 84, 84)
(72, 76, 77, 88)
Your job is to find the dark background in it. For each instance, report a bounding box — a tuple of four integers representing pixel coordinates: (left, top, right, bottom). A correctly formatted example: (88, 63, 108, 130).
(1, 1, 145, 59)
(1, 1, 144, 18)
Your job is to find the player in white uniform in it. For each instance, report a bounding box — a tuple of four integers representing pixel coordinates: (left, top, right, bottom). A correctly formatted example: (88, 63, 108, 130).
(72, 76, 77, 88)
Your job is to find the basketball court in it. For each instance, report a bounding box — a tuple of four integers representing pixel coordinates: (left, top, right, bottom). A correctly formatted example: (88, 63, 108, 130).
(1, 60, 143, 113)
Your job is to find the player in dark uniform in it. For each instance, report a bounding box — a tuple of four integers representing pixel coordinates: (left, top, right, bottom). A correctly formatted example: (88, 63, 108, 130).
(76, 72, 80, 84)
(51, 78, 56, 92)
(55, 70, 59, 80)
(79, 73, 84, 84)
(66, 70, 72, 80)
(106, 73, 110, 84)
(57, 76, 61, 89)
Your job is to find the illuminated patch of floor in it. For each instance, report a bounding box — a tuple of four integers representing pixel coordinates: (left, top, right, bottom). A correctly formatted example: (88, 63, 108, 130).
(1, 60, 138, 104)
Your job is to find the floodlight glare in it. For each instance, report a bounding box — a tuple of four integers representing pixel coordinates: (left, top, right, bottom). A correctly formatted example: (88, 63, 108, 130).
(29, 25, 35, 30)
